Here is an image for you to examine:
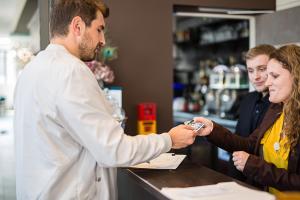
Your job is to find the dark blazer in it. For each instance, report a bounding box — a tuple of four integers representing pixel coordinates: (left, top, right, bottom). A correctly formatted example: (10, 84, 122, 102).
(207, 103, 300, 191)
(235, 91, 270, 137)
(229, 91, 270, 181)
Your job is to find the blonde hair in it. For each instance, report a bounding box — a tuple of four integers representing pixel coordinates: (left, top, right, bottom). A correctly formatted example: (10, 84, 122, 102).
(245, 44, 276, 61)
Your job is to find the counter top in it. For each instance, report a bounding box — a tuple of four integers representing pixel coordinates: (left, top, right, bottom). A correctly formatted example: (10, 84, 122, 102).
(117, 159, 254, 200)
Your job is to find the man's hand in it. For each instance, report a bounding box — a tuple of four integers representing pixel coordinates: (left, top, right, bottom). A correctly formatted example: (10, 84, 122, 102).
(193, 117, 214, 136)
(168, 125, 197, 149)
(232, 151, 250, 172)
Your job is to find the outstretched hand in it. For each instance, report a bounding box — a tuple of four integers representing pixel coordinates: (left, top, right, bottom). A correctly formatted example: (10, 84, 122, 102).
(193, 117, 214, 136)
(168, 125, 197, 149)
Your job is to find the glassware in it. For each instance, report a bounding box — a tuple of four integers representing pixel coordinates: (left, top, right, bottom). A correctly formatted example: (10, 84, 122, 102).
(103, 88, 127, 129)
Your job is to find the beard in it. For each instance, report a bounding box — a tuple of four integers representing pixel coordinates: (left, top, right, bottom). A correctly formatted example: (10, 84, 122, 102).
(78, 33, 99, 62)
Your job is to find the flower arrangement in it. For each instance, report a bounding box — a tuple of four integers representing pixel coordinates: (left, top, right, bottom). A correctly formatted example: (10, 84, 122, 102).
(14, 46, 35, 70)
(16, 47, 35, 64)
(85, 60, 115, 83)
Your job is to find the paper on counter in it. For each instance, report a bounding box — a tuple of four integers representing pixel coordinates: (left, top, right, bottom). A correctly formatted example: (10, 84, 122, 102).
(130, 153, 186, 169)
(161, 182, 275, 200)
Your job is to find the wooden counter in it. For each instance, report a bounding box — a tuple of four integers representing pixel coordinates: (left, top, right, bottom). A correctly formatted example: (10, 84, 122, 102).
(117, 159, 254, 200)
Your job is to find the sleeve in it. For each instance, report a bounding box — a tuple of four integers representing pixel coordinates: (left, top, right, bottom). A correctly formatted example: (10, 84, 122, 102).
(243, 155, 300, 191)
(206, 122, 258, 153)
(55, 63, 172, 167)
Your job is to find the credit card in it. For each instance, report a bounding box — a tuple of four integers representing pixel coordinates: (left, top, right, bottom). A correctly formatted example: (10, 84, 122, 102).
(184, 120, 205, 132)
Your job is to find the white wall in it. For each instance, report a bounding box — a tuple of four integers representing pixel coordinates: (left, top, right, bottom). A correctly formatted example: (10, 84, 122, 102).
(277, 0, 300, 11)
(256, 6, 300, 45)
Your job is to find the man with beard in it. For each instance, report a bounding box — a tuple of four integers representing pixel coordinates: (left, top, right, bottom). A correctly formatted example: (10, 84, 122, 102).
(228, 44, 276, 181)
(13, 1, 197, 199)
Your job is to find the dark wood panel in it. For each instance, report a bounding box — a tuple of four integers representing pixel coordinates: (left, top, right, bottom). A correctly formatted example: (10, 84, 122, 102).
(107, 0, 173, 134)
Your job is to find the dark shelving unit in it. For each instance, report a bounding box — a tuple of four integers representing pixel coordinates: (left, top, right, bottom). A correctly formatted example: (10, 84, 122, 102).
(172, 14, 251, 175)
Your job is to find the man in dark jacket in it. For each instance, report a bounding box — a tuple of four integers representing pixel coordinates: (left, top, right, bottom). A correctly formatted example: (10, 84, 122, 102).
(228, 44, 276, 181)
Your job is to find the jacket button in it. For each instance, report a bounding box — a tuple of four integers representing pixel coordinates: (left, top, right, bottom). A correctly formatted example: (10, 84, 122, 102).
(96, 177, 101, 182)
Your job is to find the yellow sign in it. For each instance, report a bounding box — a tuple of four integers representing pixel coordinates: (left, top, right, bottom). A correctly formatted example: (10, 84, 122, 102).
(138, 120, 157, 135)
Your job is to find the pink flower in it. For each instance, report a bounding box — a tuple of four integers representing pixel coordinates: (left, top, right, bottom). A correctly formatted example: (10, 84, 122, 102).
(86, 61, 115, 83)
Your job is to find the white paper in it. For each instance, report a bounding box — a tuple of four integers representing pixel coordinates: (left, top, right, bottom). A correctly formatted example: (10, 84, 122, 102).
(130, 153, 186, 169)
(161, 182, 275, 200)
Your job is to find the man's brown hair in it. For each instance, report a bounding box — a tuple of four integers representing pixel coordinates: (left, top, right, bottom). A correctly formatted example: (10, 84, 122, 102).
(245, 44, 276, 60)
(50, 0, 109, 38)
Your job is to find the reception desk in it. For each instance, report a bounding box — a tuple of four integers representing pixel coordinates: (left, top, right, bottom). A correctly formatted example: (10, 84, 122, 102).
(117, 159, 254, 200)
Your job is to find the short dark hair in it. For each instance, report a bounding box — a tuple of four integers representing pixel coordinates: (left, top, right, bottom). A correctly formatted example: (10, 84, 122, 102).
(245, 44, 276, 60)
(50, 0, 109, 38)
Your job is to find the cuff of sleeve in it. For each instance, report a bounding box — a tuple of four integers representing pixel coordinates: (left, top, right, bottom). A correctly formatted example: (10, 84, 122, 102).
(243, 155, 267, 185)
(243, 155, 259, 177)
(206, 121, 219, 140)
(161, 132, 172, 152)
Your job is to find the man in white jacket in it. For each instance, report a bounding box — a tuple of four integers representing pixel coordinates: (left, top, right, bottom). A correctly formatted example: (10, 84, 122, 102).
(14, 0, 197, 199)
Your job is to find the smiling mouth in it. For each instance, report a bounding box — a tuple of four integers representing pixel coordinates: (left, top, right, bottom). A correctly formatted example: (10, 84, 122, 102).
(255, 82, 265, 86)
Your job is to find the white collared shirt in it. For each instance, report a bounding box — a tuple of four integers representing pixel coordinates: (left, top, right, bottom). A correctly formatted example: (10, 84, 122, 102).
(14, 44, 172, 200)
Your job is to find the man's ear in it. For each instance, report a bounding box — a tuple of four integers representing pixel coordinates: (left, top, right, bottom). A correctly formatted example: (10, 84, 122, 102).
(70, 16, 85, 37)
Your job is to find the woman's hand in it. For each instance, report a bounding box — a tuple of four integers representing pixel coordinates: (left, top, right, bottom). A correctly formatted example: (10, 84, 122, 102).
(232, 151, 250, 172)
(193, 117, 214, 136)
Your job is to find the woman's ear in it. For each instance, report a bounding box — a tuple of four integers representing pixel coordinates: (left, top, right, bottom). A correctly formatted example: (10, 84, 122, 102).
(70, 16, 85, 37)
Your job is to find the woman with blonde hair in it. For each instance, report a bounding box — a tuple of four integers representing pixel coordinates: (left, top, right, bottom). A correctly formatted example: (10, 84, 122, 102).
(195, 44, 300, 193)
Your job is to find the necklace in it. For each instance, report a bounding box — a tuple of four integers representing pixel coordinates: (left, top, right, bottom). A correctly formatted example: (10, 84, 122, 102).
(273, 142, 280, 152)
(274, 132, 285, 152)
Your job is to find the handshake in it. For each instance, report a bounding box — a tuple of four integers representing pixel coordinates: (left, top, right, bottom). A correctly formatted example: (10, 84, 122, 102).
(169, 117, 213, 149)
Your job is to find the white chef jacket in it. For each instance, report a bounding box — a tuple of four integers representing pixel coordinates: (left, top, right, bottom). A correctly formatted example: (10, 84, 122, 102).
(14, 44, 172, 200)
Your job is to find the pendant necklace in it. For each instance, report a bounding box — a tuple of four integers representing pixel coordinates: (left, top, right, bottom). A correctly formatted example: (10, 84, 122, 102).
(273, 142, 280, 152)
(274, 130, 284, 152)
